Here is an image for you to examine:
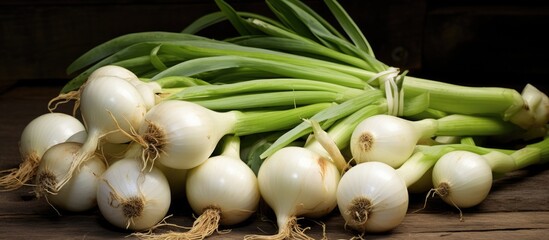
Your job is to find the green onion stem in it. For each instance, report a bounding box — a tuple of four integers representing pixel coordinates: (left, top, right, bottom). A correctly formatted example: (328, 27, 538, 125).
(407, 114, 521, 143)
(167, 78, 365, 100)
(218, 135, 242, 160)
(396, 151, 439, 188)
(151, 55, 367, 88)
(154, 40, 378, 82)
(433, 114, 521, 137)
(403, 76, 524, 121)
(233, 103, 332, 136)
(153, 76, 210, 88)
(508, 133, 549, 170)
(187, 91, 357, 110)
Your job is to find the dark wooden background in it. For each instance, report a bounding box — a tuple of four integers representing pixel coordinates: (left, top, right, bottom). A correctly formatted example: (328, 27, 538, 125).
(1, 0, 548, 93)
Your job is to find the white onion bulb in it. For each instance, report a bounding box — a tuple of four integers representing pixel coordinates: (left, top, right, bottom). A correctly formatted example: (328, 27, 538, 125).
(136, 100, 238, 169)
(0, 113, 85, 190)
(186, 149, 259, 226)
(337, 162, 409, 233)
(350, 114, 435, 168)
(88, 65, 161, 110)
(432, 150, 493, 208)
(35, 142, 106, 212)
(80, 75, 147, 144)
(133, 136, 257, 239)
(96, 158, 171, 231)
(246, 146, 339, 239)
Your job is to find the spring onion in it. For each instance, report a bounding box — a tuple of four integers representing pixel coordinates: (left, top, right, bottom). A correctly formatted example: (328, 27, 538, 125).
(350, 114, 520, 168)
(246, 146, 340, 240)
(337, 162, 409, 233)
(96, 158, 171, 231)
(0, 113, 85, 191)
(126, 99, 330, 169)
(34, 142, 106, 212)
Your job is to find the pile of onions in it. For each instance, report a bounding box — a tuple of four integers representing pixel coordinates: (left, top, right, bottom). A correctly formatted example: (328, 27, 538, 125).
(4, 0, 549, 237)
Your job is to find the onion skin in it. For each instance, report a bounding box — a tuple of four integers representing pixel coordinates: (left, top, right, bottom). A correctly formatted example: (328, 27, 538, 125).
(96, 158, 171, 231)
(186, 154, 259, 226)
(350, 114, 421, 168)
(337, 162, 409, 233)
(35, 142, 106, 212)
(138, 100, 237, 169)
(432, 151, 493, 208)
(256, 146, 340, 234)
(80, 75, 147, 144)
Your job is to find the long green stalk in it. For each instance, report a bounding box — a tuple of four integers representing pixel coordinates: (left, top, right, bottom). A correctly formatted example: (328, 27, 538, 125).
(234, 103, 332, 136)
(187, 91, 356, 110)
(403, 76, 525, 120)
(153, 40, 378, 81)
(151, 55, 367, 88)
(166, 78, 364, 100)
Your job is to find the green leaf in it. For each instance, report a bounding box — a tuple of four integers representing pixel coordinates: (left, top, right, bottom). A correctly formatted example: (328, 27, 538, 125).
(67, 32, 210, 75)
(324, 0, 374, 56)
(266, 0, 317, 41)
(151, 55, 366, 88)
(182, 11, 227, 34)
(150, 45, 168, 71)
(215, 0, 261, 35)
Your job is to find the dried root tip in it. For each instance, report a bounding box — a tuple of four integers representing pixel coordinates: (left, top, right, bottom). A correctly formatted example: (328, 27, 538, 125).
(133, 207, 224, 240)
(435, 182, 450, 198)
(244, 216, 315, 240)
(121, 196, 145, 229)
(434, 182, 464, 222)
(106, 112, 156, 172)
(34, 170, 58, 197)
(344, 197, 372, 232)
(47, 90, 81, 115)
(141, 121, 167, 171)
(0, 154, 40, 191)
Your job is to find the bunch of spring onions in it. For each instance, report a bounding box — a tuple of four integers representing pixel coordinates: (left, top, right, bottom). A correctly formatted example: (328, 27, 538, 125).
(2, 0, 548, 239)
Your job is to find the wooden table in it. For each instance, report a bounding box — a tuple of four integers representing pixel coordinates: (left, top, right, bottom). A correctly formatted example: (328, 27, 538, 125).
(1, 83, 548, 239)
